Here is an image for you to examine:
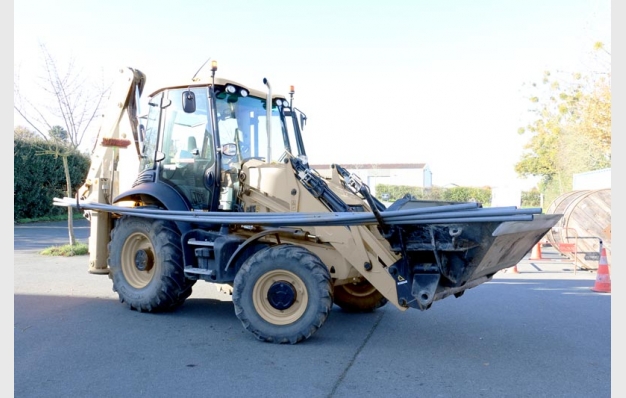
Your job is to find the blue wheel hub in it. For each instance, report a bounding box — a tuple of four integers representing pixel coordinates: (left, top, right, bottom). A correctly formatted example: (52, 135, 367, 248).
(267, 281, 296, 310)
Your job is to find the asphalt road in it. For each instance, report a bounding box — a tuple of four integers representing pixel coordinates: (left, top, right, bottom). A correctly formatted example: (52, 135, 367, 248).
(13, 219, 91, 251)
(14, 221, 613, 398)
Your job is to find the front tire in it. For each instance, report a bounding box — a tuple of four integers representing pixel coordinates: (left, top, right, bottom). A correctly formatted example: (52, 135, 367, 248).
(333, 279, 388, 313)
(108, 216, 194, 312)
(232, 244, 333, 344)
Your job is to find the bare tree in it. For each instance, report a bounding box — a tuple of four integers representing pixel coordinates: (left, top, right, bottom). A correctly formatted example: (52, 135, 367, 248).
(14, 125, 39, 141)
(14, 43, 109, 247)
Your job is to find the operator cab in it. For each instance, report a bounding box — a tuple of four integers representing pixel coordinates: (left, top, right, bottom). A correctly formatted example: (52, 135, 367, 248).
(136, 68, 307, 214)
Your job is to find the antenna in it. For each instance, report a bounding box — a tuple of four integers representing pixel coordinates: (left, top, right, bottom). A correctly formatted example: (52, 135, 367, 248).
(191, 57, 212, 81)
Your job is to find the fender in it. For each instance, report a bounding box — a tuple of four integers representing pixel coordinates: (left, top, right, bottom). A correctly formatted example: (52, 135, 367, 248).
(113, 181, 193, 234)
(224, 227, 312, 271)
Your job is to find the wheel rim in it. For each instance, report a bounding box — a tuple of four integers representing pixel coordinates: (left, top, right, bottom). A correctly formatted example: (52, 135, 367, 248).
(253, 270, 308, 325)
(341, 281, 377, 297)
(121, 231, 156, 289)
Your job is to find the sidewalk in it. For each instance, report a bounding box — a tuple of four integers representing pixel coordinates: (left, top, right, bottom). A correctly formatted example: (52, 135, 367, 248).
(497, 244, 598, 281)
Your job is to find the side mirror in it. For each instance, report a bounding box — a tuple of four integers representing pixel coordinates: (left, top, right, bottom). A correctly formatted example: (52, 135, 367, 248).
(182, 90, 196, 113)
(222, 143, 238, 157)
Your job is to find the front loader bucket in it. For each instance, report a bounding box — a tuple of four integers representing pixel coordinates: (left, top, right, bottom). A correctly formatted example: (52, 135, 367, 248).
(466, 214, 562, 278)
(383, 201, 562, 310)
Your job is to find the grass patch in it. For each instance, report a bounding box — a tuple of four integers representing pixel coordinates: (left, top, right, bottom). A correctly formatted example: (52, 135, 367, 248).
(40, 243, 89, 257)
(16, 214, 87, 224)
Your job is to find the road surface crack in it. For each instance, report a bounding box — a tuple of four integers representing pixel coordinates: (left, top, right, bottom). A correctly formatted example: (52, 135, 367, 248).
(327, 310, 385, 397)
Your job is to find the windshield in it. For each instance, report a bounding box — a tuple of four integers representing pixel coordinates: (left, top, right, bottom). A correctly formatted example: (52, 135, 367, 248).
(214, 90, 287, 165)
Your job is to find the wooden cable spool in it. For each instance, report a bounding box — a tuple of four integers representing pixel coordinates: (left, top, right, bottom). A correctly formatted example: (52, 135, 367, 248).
(545, 189, 611, 270)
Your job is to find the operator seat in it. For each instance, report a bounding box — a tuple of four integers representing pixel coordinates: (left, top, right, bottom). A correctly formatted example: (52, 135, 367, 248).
(187, 136, 199, 156)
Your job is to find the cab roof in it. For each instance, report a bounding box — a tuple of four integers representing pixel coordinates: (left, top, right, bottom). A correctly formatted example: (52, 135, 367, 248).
(146, 76, 287, 101)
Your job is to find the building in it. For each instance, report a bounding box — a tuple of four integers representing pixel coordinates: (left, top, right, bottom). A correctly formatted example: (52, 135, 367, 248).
(309, 163, 432, 196)
(572, 168, 611, 190)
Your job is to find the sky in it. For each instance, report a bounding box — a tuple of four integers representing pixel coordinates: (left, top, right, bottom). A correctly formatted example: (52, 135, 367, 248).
(13, 0, 611, 190)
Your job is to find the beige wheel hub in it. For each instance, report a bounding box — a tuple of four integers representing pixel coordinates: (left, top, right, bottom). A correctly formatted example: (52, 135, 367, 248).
(252, 270, 308, 325)
(121, 232, 156, 289)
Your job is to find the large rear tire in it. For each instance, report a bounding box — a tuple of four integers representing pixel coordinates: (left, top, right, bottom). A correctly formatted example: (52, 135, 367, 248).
(108, 216, 194, 312)
(333, 279, 388, 313)
(232, 244, 333, 344)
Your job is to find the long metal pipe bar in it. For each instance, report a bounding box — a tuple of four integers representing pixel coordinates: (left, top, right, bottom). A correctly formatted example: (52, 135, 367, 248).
(54, 197, 538, 227)
(54, 197, 482, 218)
(55, 198, 540, 222)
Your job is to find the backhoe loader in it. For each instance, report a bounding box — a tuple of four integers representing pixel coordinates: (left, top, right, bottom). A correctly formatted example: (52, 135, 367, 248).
(55, 62, 561, 344)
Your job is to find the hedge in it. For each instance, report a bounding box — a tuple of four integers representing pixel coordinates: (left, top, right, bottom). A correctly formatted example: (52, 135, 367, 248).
(375, 184, 543, 209)
(14, 139, 90, 221)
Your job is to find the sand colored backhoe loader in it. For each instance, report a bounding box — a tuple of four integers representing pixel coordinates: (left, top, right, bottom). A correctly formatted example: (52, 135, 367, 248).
(55, 62, 561, 344)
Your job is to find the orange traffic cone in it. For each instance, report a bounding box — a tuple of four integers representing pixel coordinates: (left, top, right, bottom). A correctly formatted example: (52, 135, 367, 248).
(591, 248, 611, 293)
(529, 243, 542, 260)
(503, 264, 519, 274)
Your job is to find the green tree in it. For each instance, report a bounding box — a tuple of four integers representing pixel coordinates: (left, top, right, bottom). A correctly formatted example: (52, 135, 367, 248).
(49, 125, 68, 143)
(515, 43, 611, 207)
